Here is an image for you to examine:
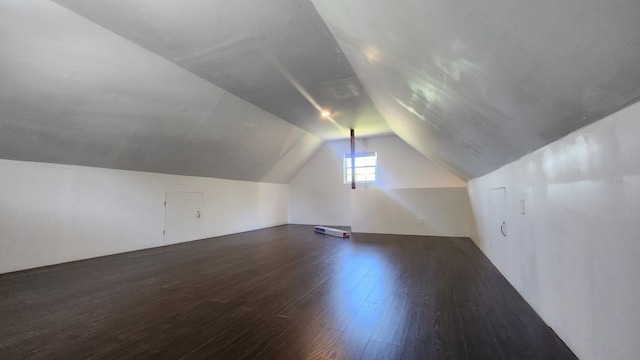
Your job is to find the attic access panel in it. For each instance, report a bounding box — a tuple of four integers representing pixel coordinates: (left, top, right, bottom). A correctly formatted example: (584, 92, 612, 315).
(164, 192, 203, 245)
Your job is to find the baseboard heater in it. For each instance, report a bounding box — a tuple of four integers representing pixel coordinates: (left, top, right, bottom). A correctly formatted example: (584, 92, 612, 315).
(314, 226, 350, 238)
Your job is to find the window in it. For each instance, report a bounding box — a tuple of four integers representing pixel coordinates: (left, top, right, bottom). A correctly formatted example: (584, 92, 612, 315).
(344, 152, 377, 183)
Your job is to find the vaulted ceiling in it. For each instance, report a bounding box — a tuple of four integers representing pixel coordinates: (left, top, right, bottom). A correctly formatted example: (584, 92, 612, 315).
(2, 0, 640, 181)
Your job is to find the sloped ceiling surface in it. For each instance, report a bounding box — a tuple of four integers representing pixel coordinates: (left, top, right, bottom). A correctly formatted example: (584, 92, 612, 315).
(311, 0, 640, 179)
(0, 0, 321, 183)
(2, 0, 640, 182)
(52, 0, 390, 139)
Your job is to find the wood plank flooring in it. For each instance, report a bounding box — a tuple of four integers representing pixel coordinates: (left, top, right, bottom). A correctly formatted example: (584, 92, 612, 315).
(0, 225, 577, 359)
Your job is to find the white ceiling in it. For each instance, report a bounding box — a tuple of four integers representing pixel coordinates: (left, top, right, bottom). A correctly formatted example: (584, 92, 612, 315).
(52, 0, 390, 139)
(0, 0, 321, 183)
(2, 0, 640, 181)
(311, 0, 640, 178)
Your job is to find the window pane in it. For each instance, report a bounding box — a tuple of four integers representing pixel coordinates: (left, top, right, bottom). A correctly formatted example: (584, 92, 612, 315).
(363, 157, 376, 166)
(356, 156, 375, 167)
(344, 153, 377, 184)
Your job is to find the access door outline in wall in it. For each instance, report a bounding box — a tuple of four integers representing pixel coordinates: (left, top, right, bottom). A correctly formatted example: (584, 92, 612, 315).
(488, 187, 507, 272)
(164, 191, 204, 245)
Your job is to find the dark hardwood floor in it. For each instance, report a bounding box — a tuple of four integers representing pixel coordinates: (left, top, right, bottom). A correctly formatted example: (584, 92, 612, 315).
(0, 225, 576, 359)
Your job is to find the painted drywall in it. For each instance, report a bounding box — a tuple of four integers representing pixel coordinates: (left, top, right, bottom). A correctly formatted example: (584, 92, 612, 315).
(288, 139, 352, 226)
(351, 188, 470, 237)
(52, 0, 390, 139)
(368, 135, 466, 189)
(467, 101, 640, 360)
(1, 0, 320, 183)
(312, 0, 640, 179)
(0, 159, 288, 274)
(288, 134, 465, 226)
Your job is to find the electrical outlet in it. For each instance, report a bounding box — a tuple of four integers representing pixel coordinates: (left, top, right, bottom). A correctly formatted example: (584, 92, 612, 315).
(418, 217, 425, 225)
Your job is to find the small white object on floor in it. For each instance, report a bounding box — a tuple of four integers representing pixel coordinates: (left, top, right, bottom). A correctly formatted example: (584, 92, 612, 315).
(314, 226, 350, 238)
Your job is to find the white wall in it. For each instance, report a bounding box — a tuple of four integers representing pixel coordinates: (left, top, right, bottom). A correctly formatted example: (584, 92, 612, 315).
(351, 188, 470, 237)
(367, 135, 466, 189)
(0, 159, 288, 274)
(467, 101, 640, 360)
(288, 139, 352, 226)
(288, 134, 466, 228)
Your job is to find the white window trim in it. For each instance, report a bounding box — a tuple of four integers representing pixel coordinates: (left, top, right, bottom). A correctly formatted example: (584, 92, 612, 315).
(343, 152, 377, 184)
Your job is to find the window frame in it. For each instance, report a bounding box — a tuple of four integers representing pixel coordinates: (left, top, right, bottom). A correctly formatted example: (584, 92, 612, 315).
(343, 152, 377, 184)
